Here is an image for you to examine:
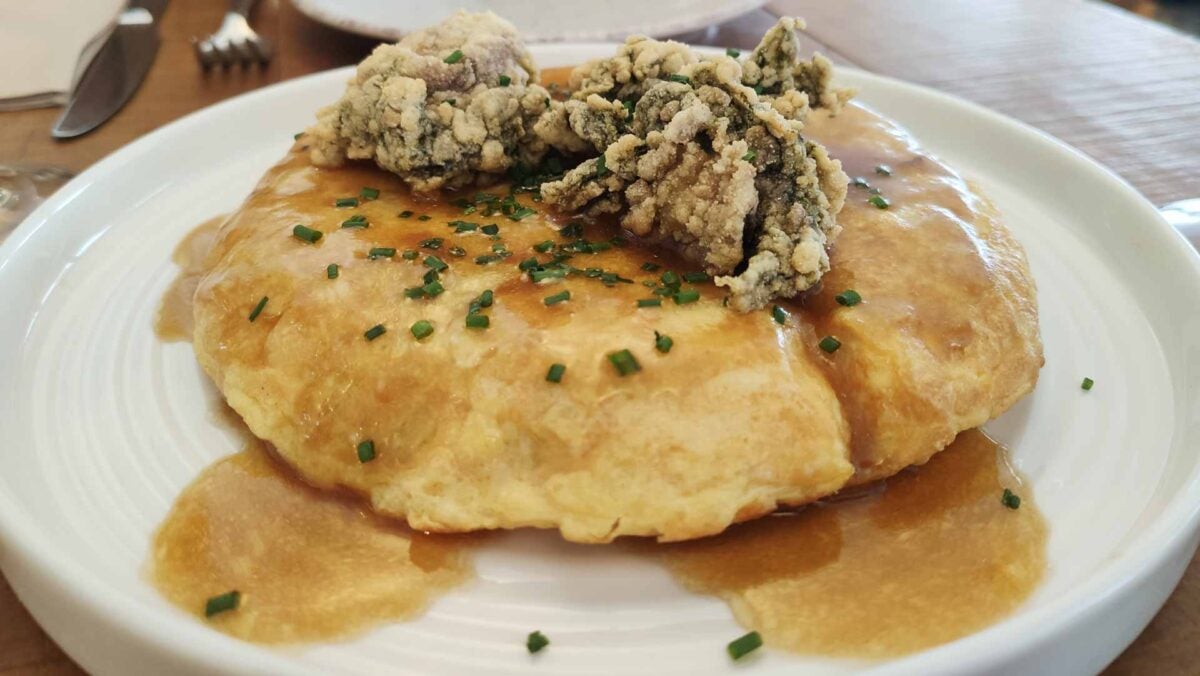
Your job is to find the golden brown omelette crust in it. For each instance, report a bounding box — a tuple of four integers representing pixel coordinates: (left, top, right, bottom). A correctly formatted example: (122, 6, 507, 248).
(191, 102, 1041, 543)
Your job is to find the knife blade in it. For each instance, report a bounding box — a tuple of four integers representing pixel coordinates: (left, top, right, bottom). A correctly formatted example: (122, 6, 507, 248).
(51, 0, 168, 139)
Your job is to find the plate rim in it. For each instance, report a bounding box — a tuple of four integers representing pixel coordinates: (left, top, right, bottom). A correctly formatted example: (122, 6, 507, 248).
(2, 44, 1200, 675)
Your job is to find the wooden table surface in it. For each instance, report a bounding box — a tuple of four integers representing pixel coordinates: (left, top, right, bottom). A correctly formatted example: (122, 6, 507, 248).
(2, 0, 1198, 673)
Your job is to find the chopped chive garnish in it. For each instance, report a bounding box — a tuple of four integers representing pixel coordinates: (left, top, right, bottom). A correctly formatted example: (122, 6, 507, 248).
(499, 74, 512, 86)
(292, 224, 322, 243)
(683, 271, 710, 283)
(423, 269, 439, 284)
(544, 290, 571, 306)
(608, 349, 641, 376)
(534, 240, 555, 253)
(359, 186, 380, 201)
(772, 305, 787, 324)
(530, 268, 568, 282)
(419, 237, 443, 250)
(204, 591, 240, 618)
(622, 98, 635, 119)
(399, 210, 414, 218)
(654, 331, 673, 353)
(446, 98, 457, 106)
(335, 197, 358, 208)
(481, 223, 500, 235)
(835, 289, 863, 306)
(411, 320, 434, 340)
(449, 246, 466, 257)
(727, 631, 762, 660)
(248, 296, 268, 322)
(404, 286, 425, 299)
(661, 270, 681, 288)
(364, 324, 386, 341)
(726, 47, 741, 57)
(452, 221, 478, 232)
(475, 254, 501, 264)
(465, 314, 490, 329)
(851, 176, 871, 188)
(526, 630, 550, 654)
(444, 49, 464, 64)
(1081, 377, 1095, 391)
(293, 132, 303, 140)
(545, 363, 566, 383)
(819, 336, 842, 353)
(595, 154, 609, 178)
(509, 206, 536, 221)
(424, 255, 448, 271)
(341, 214, 368, 228)
(641, 262, 661, 272)
(874, 164, 893, 177)
(478, 290, 494, 308)
(402, 249, 418, 260)
(668, 73, 691, 85)
(417, 214, 431, 221)
(423, 280, 445, 297)
(742, 149, 757, 162)
(637, 298, 662, 308)
(357, 440, 376, 463)
(491, 242, 507, 252)
(868, 195, 891, 209)
(559, 222, 584, 239)
(369, 247, 396, 259)
(1001, 488, 1022, 509)
(327, 263, 339, 279)
(674, 289, 700, 304)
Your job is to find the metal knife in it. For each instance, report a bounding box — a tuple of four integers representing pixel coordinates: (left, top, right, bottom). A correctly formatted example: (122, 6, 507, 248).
(51, 0, 169, 139)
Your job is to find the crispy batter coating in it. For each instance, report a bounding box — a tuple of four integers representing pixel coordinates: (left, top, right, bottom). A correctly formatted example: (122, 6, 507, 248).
(540, 28, 850, 310)
(308, 11, 552, 191)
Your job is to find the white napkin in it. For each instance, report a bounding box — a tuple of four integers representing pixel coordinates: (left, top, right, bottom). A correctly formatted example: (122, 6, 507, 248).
(0, 0, 126, 111)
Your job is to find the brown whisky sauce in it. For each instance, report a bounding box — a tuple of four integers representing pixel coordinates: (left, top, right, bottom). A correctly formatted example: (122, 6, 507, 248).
(151, 64, 1046, 656)
(658, 429, 1046, 658)
(150, 440, 475, 644)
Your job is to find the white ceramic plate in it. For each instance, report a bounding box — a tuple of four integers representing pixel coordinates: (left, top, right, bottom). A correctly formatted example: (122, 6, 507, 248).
(2, 43, 1200, 676)
(289, 0, 769, 42)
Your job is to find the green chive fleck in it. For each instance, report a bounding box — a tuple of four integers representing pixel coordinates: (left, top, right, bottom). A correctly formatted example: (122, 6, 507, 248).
(341, 214, 368, 228)
(248, 296, 268, 322)
(819, 336, 842, 353)
(424, 255, 448, 271)
(465, 314, 490, 329)
(546, 363, 566, 383)
(637, 298, 662, 308)
(835, 289, 863, 306)
(608, 349, 641, 376)
(654, 331, 673, 353)
(449, 246, 466, 257)
(595, 154, 609, 178)
(360, 186, 380, 201)
(444, 49, 464, 64)
(661, 270, 681, 288)
(526, 630, 550, 654)
(417, 214, 431, 221)
(874, 164, 893, 177)
(369, 247, 396, 259)
(326, 264, 339, 279)
(402, 249, 418, 260)
(682, 271, 710, 283)
(292, 224, 322, 243)
(868, 195, 891, 209)
(404, 287, 426, 299)
(544, 290, 571, 306)
(772, 305, 787, 324)
(530, 268, 567, 283)
(1001, 488, 1022, 510)
(357, 440, 376, 463)
(742, 149, 757, 162)
(335, 197, 358, 208)
(726, 47, 741, 58)
(673, 289, 700, 305)
(478, 289, 494, 308)
(411, 320, 434, 340)
(204, 590, 240, 618)
(534, 240, 555, 253)
(668, 73, 691, 85)
(423, 280, 445, 297)
(499, 74, 511, 87)
(851, 176, 871, 188)
(481, 223, 500, 235)
(727, 631, 763, 661)
(641, 262, 661, 272)
(364, 324, 386, 341)
(1081, 377, 1095, 391)
(399, 210, 414, 218)
(420, 237, 443, 250)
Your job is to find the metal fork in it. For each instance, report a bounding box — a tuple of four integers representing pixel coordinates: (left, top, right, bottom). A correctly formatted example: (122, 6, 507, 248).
(193, 0, 273, 69)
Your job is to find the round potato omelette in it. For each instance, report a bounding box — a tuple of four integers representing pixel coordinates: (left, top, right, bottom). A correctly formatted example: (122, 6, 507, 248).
(192, 102, 1042, 543)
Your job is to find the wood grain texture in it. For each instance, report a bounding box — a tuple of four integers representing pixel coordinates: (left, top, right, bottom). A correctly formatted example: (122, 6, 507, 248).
(2, 0, 1198, 673)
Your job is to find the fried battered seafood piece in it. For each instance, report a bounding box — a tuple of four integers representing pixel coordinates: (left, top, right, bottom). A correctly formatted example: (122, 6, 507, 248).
(307, 11, 553, 191)
(539, 19, 850, 310)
